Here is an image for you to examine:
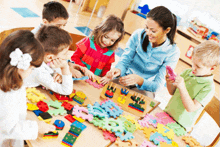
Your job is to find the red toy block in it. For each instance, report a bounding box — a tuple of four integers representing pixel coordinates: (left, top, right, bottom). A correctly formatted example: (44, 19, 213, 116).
(62, 102, 74, 111)
(37, 101, 49, 112)
(54, 93, 73, 101)
(65, 114, 76, 123)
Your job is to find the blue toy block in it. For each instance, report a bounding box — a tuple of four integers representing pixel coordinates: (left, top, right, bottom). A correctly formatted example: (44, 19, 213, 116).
(54, 120, 65, 128)
(72, 76, 89, 81)
(33, 110, 43, 116)
(71, 120, 87, 131)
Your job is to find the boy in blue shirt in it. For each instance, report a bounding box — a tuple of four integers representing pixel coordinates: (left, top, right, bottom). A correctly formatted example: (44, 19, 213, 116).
(165, 40, 219, 132)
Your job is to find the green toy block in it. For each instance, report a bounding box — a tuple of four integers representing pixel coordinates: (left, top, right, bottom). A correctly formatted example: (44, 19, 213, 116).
(63, 133, 77, 144)
(70, 126, 82, 135)
(150, 101, 155, 107)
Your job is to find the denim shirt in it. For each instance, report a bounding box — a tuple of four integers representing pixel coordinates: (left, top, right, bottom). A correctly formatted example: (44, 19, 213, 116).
(115, 29, 180, 92)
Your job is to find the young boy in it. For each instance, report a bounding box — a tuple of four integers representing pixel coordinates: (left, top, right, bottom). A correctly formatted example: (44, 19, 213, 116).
(32, 1, 69, 34)
(165, 40, 219, 132)
(25, 25, 73, 95)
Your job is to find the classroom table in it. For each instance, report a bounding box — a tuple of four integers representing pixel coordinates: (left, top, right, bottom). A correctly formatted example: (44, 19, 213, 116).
(26, 79, 188, 147)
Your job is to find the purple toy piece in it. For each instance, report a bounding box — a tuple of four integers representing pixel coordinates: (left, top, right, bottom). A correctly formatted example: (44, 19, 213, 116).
(166, 66, 176, 81)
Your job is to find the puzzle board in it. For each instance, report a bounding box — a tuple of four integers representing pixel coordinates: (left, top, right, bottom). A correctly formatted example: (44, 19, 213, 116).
(100, 83, 160, 117)
(47, 89, 92, 107)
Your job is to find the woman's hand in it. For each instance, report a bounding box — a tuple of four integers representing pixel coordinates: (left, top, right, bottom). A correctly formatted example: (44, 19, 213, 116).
(106, 68, 121, 79)
(119, 74, 143, 86)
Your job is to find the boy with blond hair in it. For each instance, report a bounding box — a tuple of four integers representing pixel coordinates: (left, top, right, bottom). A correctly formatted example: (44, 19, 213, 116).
(165, 40, 219, 132)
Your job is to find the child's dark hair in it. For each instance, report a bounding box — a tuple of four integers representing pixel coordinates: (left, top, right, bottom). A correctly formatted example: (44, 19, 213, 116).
(142, 6, 177, 52)
(90, 14, 124, 50)
(43, 1, 69, 22)
(36, 25, 72, 55)
(0, 30, 44, 92)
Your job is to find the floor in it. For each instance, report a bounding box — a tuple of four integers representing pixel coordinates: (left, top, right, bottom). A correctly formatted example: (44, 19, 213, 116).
(1, 1, 219, 146)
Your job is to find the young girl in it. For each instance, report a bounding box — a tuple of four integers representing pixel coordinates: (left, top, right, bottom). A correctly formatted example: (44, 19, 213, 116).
(69, 14, 125, 84)
(0, 30, 55, 147)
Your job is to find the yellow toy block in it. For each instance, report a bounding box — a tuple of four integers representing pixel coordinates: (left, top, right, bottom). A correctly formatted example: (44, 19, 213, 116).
(26, 87, 47, 103)
(142, 127, 156, 139)
(27, 103, 38, 111)
(160, 142, 174, 147)
(38, 116, 51, 123)
(73, 116, 85, 123)
(117, 96, 126, 104)
(69, 93, 76, 99)
(156, 123, 174, 140)
(172, 141, 178, 147)
(75, 91, 86, 99)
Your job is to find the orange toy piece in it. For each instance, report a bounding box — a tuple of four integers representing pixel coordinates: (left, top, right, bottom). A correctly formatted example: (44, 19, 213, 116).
(159, 142, 174, 147)
(115, 138, 139, 147)
(142, 127, 156, 139)
(26, 87, 47, 103)
(182, 136, 202, 147)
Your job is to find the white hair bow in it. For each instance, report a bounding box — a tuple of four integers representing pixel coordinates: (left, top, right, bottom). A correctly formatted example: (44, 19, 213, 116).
(9, 48, 32, 70)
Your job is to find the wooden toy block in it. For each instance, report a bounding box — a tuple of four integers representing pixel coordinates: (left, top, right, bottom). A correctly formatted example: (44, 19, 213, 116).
(26, 87, 47, 103)
(71, 120, 87, 131)
(43, 131, 58, 139)
(37, 101, 49, 112)
(69, 125, 82, 136)
(149, 132, 172, 145)
(166, 122, 187, 136)
(115, 138, 139, 147)
(72, 116, 85, 123)
(54, 120, 65, 130)
(87, 103, 108, 118)
(103, 130, 117, 142)
(150, 101, 155, 107)
(72, 105, 93, 121)
(100, 82, 160, 117)
(182, 136, 202, 147)
(39, 112, 52, 120)
(140, 140, 157, 147)
(61, 133, 77, 147)
(156, 123, 175, 140)
(65, 114, 76, 123)
(33, 110, 43, 116)
(142, 127, 156, 139)
(100, 99, 123, 118)
(85, 79, 104, 89)
(62, 102, 74, 111)
(27, 103, 38, 111)
(72, 91, 87, 105)
(53, 92, 72, 101)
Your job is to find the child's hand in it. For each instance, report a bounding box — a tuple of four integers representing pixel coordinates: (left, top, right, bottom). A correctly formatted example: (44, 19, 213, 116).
(53, 73, 62, 83)
(50, 58, 68, 69)
(100, 76, 111, 85)
(166, 69, 175, 84)
(173, 74, 185, 89)
(83, 68, 95, 81)
(37, 121, 56, 134)
(106, 68, 121, 79)
(119, 74, 142, 86)
(71, 68, 83, 78)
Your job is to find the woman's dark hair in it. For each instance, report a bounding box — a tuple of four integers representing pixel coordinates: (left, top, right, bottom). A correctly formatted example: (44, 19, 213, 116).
(142, 6, 177, 52)
(90, 14, 125, 50)
(0, 30, 44, 92)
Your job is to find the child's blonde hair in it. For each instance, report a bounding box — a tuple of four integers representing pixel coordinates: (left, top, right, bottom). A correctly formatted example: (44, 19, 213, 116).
(193, 40, 220, 67)
(36, 25, 72, 55)
(90, 14, 124, 50)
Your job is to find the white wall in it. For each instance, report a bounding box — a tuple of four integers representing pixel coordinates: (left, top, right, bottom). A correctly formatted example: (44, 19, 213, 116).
(138, 0, 220, 32)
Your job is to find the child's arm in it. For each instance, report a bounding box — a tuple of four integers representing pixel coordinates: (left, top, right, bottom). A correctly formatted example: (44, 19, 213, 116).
(165, 70, 176, 95)
(173, 75, 202, 112)
(100, 53, 115, 77)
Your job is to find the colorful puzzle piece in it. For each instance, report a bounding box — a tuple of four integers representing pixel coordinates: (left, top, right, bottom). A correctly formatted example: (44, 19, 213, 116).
(155, 112, 175, 125)
(182, 136, 202, 147)
(87, 103, 108, 118)
(115, 138, 139, 147)
(156, 123, 175, 140)
(138, 114, 158, 128)
(123, 120, 136, 133)
(103, 130, 117, 142)
(101, 99, 123, 118)
(26, 87, 47, 103)
(142, 127, 156, 139)
(140, 140, 157, 147)
(85, 79, 104, 89)
(115, 130, 134, 141)
(89, 116, 105, 127)
(65, 114, 76, 123)
(46, 100, 67, 116)
(160, 142, 175, 147)
(166, 122, 187, 136)
(149, 132, 172, 145)
(102, 118, 125, 132)
(27, 103, 38, 111)
(72, 105, 93, 121)
(122, 115, 142, 130)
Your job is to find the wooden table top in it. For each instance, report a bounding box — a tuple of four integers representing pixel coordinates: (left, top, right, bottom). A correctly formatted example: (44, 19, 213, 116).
(26, 79, 188, 147)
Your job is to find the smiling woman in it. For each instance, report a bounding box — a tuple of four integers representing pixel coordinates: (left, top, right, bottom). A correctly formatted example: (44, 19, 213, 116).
(106, 6, 180, 98)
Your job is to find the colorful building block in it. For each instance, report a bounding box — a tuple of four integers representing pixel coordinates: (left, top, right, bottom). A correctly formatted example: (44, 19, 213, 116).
(87, 103, 108, 118)
(73, 116, 85, 123)
(156, 123, 175, 140)
(149, 132, 172, 145)
(46, 100, 67, 116)
(72, 105, 93, 121)
(155, 112, 175, 125)
(101, 99, 123, 118)
(37, 101, 49, 112)
(102, 118, 125, 133)
(115, 130, 134, 141)
(33, 110, 43, 116)
(166, 122, 187, 136)
(27, 103, 38, 111)
(142, 127, 156, 139)
(140, 140, 157, 147)
(85, 79, 104, 89)
(71, 120, 87, 131)
(103, 130, 117, 142)
(26, 87, 47, 103)
(65, 114, 76, 123)
(54, 120, 65, 130)
(62, 102, 74, 111)
(43, 131, 59, 139)
(61, 133, 77, 147)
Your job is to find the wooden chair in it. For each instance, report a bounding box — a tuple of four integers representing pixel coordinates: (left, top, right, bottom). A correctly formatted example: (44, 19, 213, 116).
(194, 96, 220, 147)
(0, 27, 85, 51)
